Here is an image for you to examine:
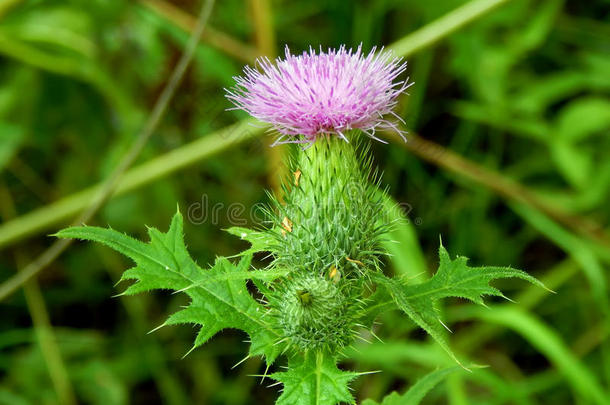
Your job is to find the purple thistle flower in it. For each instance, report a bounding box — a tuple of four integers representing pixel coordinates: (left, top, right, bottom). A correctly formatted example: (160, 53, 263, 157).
(225, 45, 411, 144)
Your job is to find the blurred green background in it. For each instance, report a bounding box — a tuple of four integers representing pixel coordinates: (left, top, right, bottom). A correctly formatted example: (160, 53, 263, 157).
(1, 0, 609, 403)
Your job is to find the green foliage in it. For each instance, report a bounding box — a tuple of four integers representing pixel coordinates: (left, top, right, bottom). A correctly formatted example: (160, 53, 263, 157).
(362, 366, 461, 405)
(373, 244, 547, 364)
(3, 0, 610, 403)
(0, 122, 23, 171)
(271, 352, 358, 405)
(56, 204, 547, 403)
(55, 135, 549, 403)
(57, 212, 284, 365)
(0, 329, 129, 405)
(462, 306, 608, 405)
(225, 226, 276, 256)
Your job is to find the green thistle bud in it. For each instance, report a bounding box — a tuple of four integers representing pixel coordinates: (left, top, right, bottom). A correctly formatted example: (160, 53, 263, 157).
(273, 274, 360, 352)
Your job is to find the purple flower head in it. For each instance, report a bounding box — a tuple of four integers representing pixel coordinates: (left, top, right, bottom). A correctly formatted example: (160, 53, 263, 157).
(226, 45, 411, 144)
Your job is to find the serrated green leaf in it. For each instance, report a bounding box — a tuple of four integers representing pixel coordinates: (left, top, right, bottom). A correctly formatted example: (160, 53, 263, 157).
(226, 226, 275, 256)
(371, 271, 460, 366)
(426, 244, 546, 304)
(373, 243, 547, 365)
(271, 352, 358, 405)
(362, 366, 461, 405)
(57, 211, 283, 364)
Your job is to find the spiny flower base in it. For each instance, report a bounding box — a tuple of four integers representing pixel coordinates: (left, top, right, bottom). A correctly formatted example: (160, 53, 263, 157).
(269, 135, 387, 276)
(266, 135, 388, 353)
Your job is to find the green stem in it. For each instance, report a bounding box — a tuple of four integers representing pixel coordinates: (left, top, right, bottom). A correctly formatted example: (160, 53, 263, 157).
(139, 0, 260, 64)
(23, 280, 77, 405)
(0, 118, 262, 249)
(0, 30, 139, 127)
(388, 0, 512, 57)
(0, 185, 76, 405)
(453, 306, 608, 405)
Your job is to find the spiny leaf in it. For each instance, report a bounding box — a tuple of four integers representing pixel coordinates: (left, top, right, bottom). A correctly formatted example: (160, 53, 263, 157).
(373, 243, 547, 365)
(422, 244, 548, 305)
(371, 272, 462, 366)
(226, 226, 276, 256)
(271, 352, 359, 405)
(178, 267, 290, 288)
(362, 366, 461, 405)
(57, 211, 283, 365)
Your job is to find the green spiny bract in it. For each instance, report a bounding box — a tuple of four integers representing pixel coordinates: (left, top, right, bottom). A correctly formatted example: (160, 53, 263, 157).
(262, 134, 388, 353)
(268, 134, 389, 278)
(271, 275, 362, 353)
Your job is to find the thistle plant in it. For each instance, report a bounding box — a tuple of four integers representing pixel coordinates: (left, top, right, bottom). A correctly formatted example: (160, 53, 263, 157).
(57, 45, 546, 404)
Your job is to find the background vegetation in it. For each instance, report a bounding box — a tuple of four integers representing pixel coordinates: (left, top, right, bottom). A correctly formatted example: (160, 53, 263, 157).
(1, 0, 609, 403)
